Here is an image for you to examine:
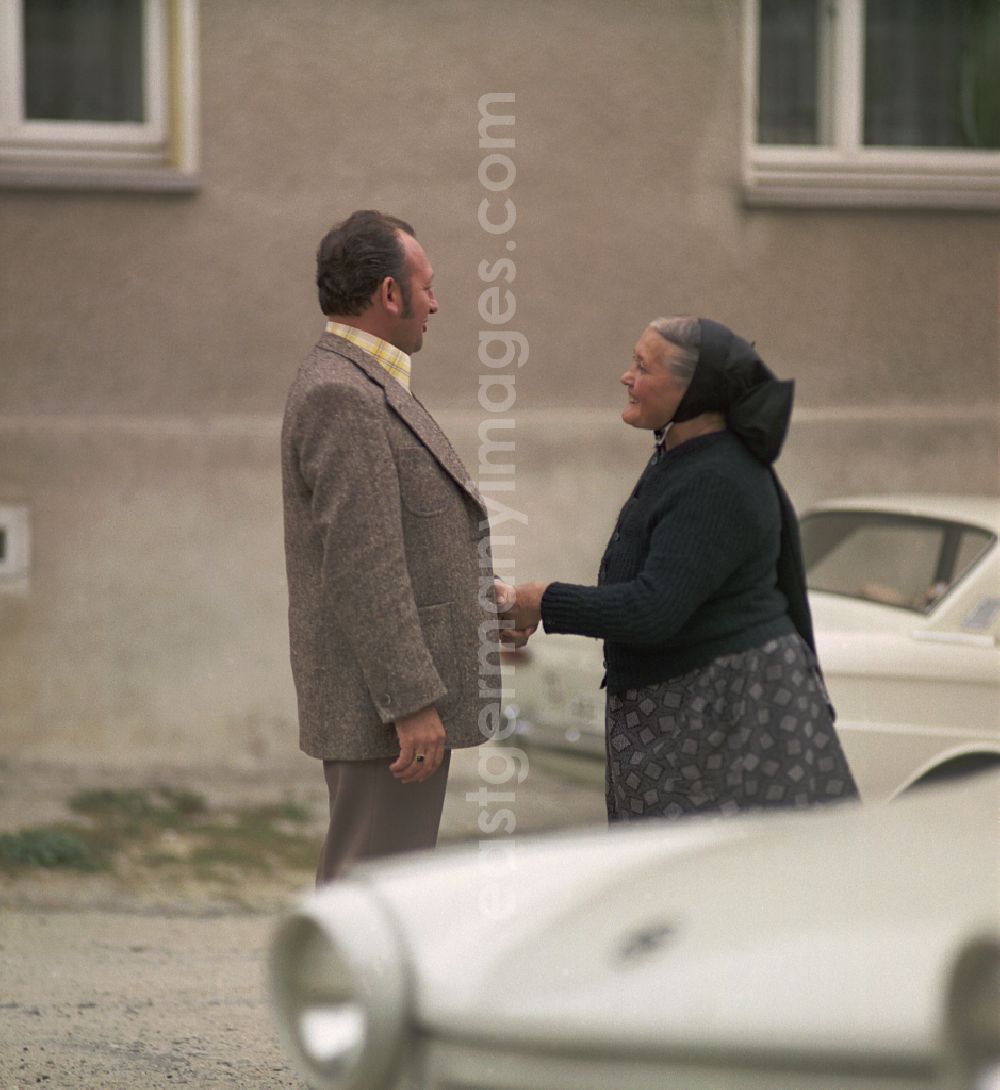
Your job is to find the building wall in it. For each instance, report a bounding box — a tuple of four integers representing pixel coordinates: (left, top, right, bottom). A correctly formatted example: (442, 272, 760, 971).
(1, 0, 997, 765)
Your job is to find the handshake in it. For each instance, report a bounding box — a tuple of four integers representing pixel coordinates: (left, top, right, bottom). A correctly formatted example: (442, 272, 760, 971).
(494, 578, 549, 650)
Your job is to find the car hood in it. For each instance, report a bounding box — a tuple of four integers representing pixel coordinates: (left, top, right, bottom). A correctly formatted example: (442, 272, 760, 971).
(305, 773, 1000, 1063)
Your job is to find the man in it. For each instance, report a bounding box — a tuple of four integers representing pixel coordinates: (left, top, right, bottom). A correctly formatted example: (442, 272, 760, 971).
(281, 210, 499, 882)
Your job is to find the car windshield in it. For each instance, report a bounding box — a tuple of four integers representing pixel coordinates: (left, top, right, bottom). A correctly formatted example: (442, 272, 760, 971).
(799, 511, 995, 612)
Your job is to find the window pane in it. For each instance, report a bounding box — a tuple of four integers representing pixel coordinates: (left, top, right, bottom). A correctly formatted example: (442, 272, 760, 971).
(801, 513, 945, 611)
(757, 0, 820, 144)
(23, 0, 145, 123)
(952, 528, 995, 581)
(864, 0, 1000, 148)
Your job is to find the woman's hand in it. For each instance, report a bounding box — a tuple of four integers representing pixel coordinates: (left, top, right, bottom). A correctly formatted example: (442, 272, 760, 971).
(497, 580, 548, 633)
(494, 577, 538, 648)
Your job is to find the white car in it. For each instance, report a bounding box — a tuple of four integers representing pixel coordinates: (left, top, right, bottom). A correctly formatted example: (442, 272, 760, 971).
(268, 771, 1000, 1090)
(505, 495, 1000, 801)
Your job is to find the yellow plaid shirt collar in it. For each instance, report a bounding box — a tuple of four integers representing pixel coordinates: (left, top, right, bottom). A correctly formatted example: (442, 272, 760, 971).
(325, 321, 412, 391)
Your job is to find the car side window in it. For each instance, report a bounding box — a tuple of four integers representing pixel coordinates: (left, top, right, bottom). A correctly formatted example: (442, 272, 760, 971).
(801, 513, 949, 611)
(952, 529, 994, 584)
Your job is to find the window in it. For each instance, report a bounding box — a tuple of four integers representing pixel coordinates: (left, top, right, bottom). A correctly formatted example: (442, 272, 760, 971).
(952, 526, 995, 580)
(0, 0, 199, 192)
(743, 0, 1000, 208)
(800, 510, 996, 612)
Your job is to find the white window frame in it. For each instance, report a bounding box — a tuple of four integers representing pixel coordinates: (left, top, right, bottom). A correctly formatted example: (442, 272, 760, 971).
(742, 0, 1000, 210)
(0, 0, 199, 192)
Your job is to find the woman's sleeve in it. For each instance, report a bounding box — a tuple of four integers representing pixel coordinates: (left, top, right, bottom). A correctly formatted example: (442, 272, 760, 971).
(540, 472, 752, 645)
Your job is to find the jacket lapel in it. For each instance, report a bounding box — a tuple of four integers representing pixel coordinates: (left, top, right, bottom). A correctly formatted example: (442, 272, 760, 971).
(318, 333, 486, 513)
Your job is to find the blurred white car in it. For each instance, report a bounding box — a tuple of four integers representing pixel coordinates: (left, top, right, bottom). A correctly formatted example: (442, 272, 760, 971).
(269, 771, 1000, 1090)
(505, 495, 1000, 801)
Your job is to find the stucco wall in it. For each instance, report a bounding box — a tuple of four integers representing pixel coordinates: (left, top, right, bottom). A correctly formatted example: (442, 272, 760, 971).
(0, 0, 997, 763)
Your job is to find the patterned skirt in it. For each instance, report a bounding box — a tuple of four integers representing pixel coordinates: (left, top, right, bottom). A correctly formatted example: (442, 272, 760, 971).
(605, 633, 858, 822)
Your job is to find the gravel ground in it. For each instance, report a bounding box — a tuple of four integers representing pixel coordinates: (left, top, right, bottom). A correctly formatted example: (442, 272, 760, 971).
(0, 746, 605, 1088)
(2, 912, 299, 1088)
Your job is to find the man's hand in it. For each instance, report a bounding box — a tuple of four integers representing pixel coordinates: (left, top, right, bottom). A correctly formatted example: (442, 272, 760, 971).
(391, 705, 446, 783)
(494, 577, 516, 612)
(500, 622, 537, 649)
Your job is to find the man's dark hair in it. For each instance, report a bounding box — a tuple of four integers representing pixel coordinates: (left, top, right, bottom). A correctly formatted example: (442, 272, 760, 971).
(316, 210, 415, 317)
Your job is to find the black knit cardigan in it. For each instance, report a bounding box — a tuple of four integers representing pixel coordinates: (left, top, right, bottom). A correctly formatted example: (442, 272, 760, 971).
(540, 430, 803, 693)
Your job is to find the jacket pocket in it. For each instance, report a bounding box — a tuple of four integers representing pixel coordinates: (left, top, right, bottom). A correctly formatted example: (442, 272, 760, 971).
(418, 601, 463, 717)
(397, 447, 453, 517)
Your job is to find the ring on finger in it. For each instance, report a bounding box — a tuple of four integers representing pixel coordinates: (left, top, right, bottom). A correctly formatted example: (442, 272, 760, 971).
(415, 753, 425, 764)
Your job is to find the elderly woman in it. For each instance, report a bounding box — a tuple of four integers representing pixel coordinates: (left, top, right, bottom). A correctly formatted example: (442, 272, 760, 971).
(503, 317, 857, 820)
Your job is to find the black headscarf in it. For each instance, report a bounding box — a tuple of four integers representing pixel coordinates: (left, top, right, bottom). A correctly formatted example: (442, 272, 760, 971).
(672, 318, 794, 464)
(671, 318, 817, 654)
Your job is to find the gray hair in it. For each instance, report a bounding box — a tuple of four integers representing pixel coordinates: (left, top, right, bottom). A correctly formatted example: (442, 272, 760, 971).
(648, 316, 699, 388)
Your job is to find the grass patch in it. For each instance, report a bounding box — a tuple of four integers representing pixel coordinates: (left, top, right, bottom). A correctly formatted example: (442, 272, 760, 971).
(0, 827, 106, 872)
(70, 786, 207, 824)
(186, 803, 318, 877)
(1, 786, 320, 881)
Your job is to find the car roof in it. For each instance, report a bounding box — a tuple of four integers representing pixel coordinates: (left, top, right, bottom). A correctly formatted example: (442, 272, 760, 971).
(803, 493, 1000, 531)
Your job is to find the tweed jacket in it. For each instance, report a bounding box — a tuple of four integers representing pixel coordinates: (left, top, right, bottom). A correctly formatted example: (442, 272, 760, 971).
(281, 333, 499, 760)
